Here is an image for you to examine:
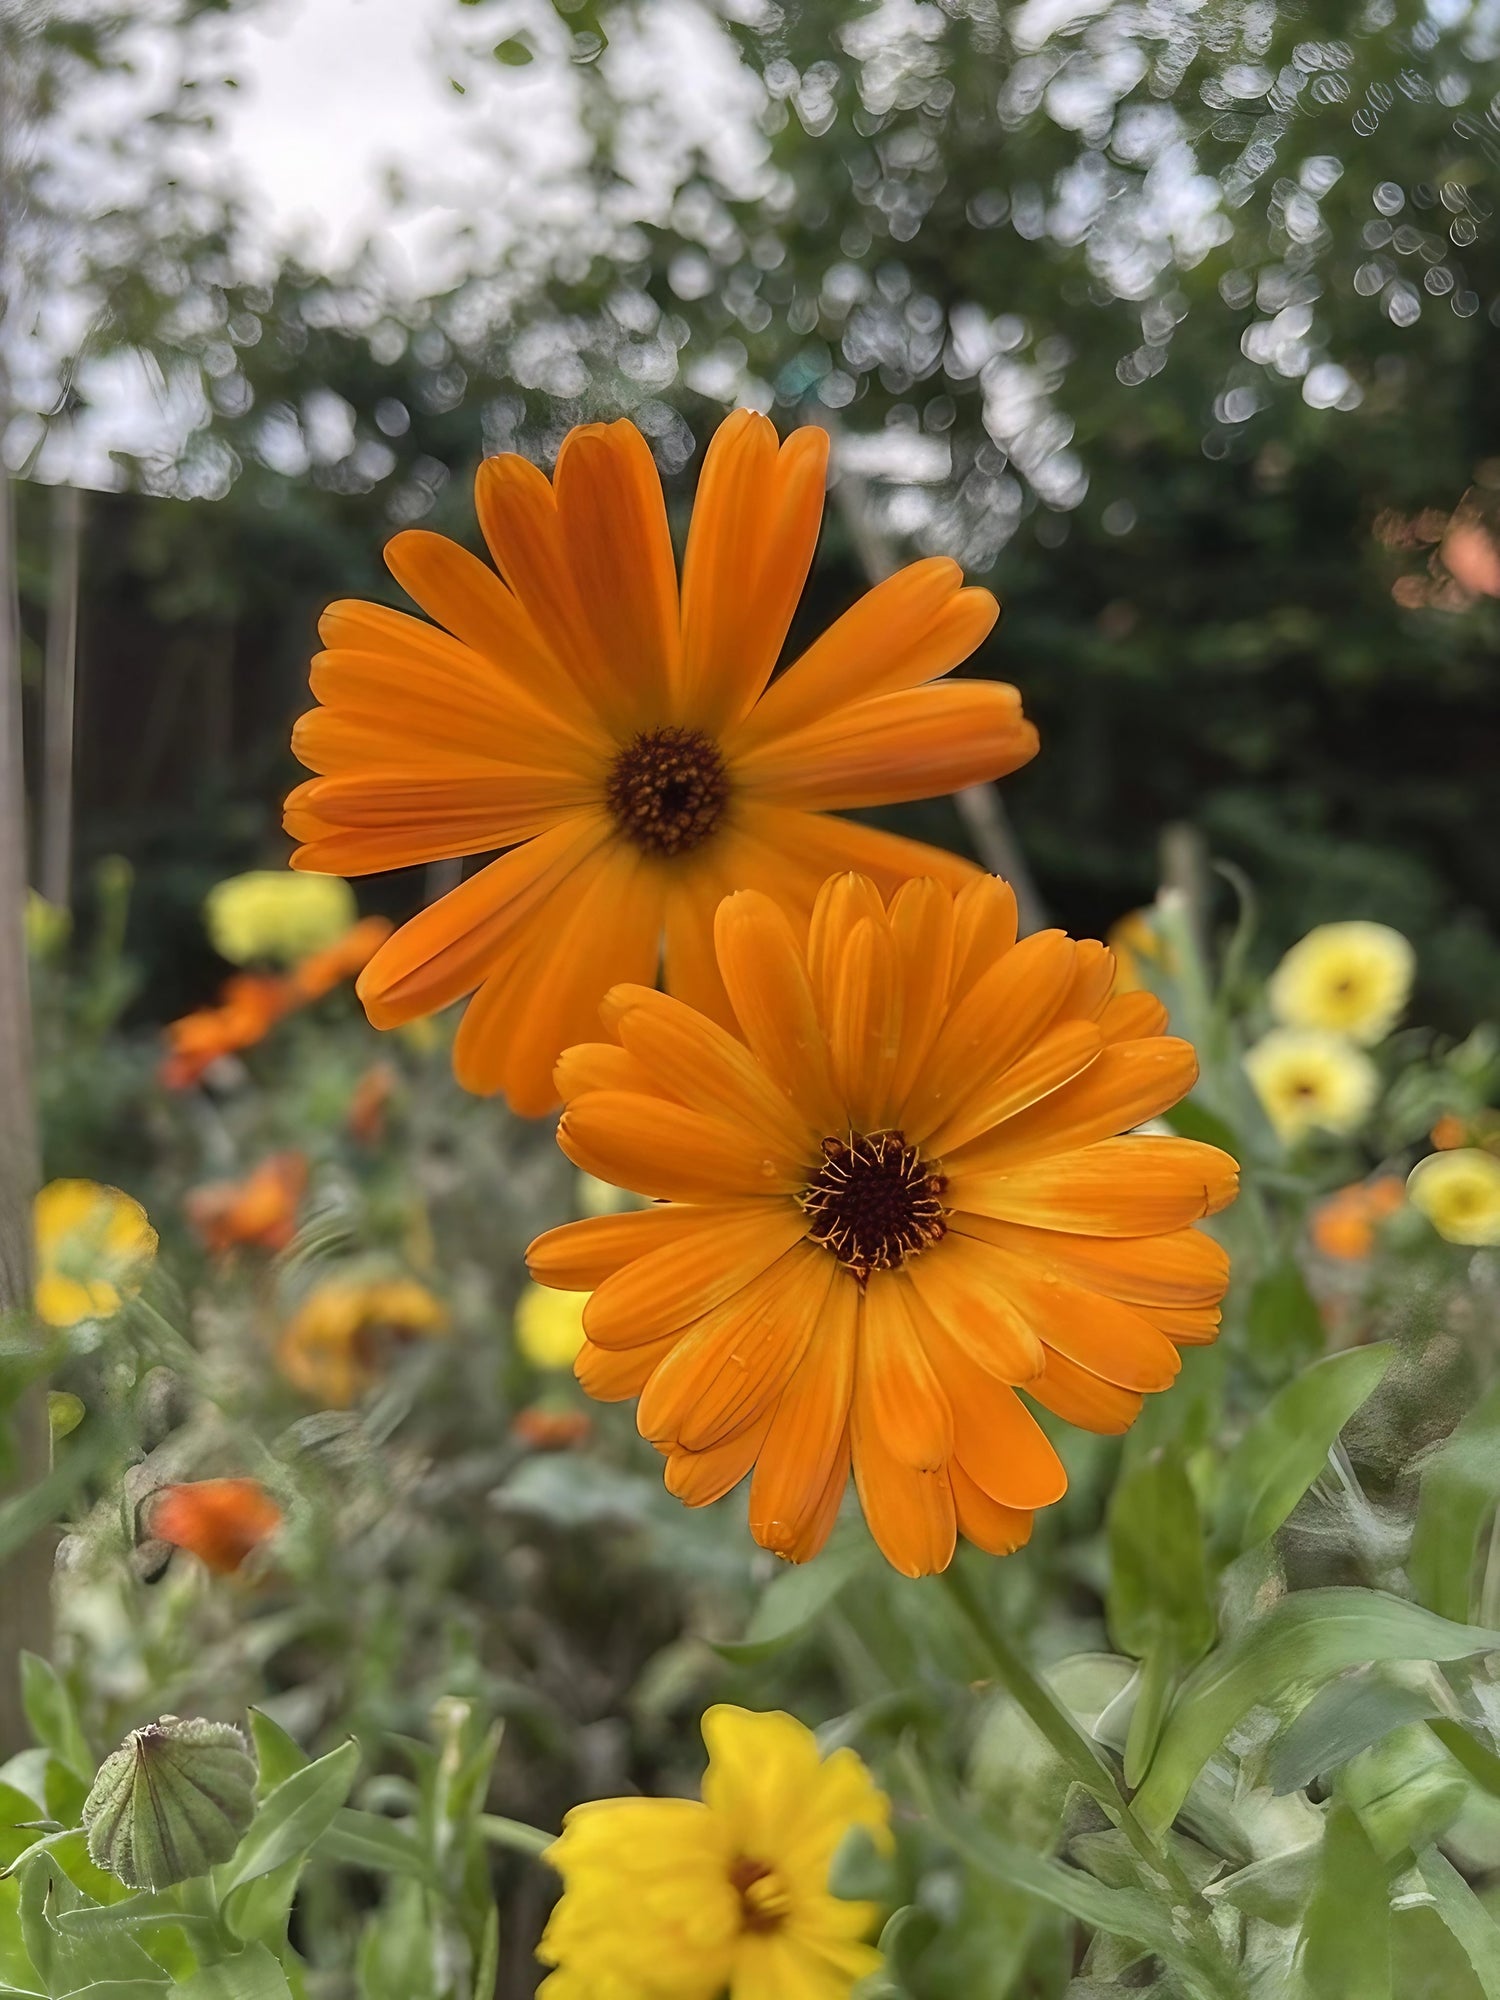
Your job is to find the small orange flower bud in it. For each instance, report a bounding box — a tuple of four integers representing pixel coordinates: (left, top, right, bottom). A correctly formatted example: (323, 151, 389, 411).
(149, 1479, 283, 1576)
(512, 1406, 593, 1451)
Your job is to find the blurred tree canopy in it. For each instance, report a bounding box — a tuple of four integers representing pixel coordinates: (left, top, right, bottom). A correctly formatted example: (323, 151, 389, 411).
(8, 0, 1500, 1021)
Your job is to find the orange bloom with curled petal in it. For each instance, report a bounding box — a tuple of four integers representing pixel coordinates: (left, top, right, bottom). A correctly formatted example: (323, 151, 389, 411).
(186, 1151, 308, 1255)
(1309, 1175, 1404, 1261)
(528, 871, 1236, 1578)
(149, 1479, 283, 1576)
(284, 413, 1038, 1115)
(288, 914, 393, 1003)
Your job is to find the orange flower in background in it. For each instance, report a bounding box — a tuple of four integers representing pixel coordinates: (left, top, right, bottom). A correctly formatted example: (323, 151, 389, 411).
(284, 412, 1038, 1115)
(529, 871, 1236, 1578)
(288, 914, 393, 1003)
(186, 1152, 308, 1255)
(149, 1479, 282, 1576)
(512, 1405, 594, 1451)
(1309, 1176, 1404, 1261)
(1430, 1113, 1468, 1152)
(347, 1061, 399, 1145)
(276, 1276, 449, 1407)
(160, 974, 292, 1089)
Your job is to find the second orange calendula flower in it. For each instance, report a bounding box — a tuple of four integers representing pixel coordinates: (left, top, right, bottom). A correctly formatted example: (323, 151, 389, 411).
(284, 411, 1038, 1115)
(149, 1479, 283, 1576)
(276, 1276, 449, 1407)
(529, 870, 1236, 1578)
(186, 1152, 309, 1255)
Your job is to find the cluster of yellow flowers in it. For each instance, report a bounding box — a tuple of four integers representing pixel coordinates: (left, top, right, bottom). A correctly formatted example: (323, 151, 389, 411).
(1244, 921, 1412, 1143)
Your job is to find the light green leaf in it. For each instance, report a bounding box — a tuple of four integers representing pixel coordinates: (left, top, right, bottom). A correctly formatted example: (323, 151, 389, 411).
(246, 1713, 307, 1796)
(1212, 1345, 1393, 1562)
(19, 1658, 90, 1783)
(472, 1907, 498, 2000)
(218, 1740, 359, 1902)
(15, 1848, 163, 1996)
(314, 1809, 435, 1884)
(171, 1942, 294, 1998)
(1244, 1257, 1324, 1376)
(1417, 1847, 1500, 2000)
(713, 1533, 875, 1663)
(1409, 1383, 1500, 1624)
(1300, 1802, 1391, 2000)
(1106, 1447, 1215, 1785)
(1267, 1669, 1441, 1795)
(1134, 1590, 1500, 1836)
(356, 1879, 437, 2000)
(492, 35, 534, 63)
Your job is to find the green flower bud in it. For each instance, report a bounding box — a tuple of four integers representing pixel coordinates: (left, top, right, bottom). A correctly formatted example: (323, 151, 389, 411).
(82, 1715, 256, 1889)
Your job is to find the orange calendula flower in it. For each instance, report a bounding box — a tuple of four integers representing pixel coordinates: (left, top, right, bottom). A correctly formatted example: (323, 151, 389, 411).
(512, 1405, 594, 1451)
(288, 914, 394, 1003)
(284, 413, 1037, 1114)
(347, 1060, 399, 1145)
(160, 973, 292, 1090)
(529, 871, 1236, 1578)
(149, 1479, 282, 1576)
(276, 1276, 449, 1407)
(1309, 1176, 1404, 1261)
(185, 1152, 308, 1256)
(1430, 1113, 1468, 1152)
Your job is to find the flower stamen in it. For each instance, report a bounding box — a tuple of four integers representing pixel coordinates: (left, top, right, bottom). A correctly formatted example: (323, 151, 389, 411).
(799, 1131, 947, 1283)
(606, 726, 729, 857)
(729, 1856, 793, 1934)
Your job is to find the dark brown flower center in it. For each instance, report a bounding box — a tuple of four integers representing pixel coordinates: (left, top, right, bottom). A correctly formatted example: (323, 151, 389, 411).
(729, 1855, 792, 1934)
(606, 726, 729, 857)
(799, 1130, 948, 1283)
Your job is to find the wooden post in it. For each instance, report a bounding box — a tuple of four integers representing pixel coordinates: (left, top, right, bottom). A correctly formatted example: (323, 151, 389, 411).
(40, 481, 82, 910)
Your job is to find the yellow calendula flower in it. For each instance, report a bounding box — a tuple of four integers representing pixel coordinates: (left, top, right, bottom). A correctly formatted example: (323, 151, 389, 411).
(34, 1180, 157, 1328)
(538, 1705, 890, 2000)
(514, 1283, 587, 1370)
(1407, 1149, 1500, 1247)
(205, 871, 356, 967)
(276, 1276, 448, 1407)
(1244, 1028, 1378, 1143)
(1267, 921, 1414, 1045)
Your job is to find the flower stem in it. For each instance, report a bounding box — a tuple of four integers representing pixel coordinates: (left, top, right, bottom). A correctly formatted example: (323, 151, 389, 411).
(478, 1813, 553, 1860)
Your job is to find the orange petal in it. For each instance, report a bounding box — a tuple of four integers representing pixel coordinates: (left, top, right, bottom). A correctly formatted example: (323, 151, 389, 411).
(553, 421, 679, 719)
(1098, 990, 1170, 1043)
(748, 1275, 857, 1557)
(887, 877, 956, 1110)
(950, 875, 1019, 1001)
(730, 804, 978, 911)
(806, 872, 888, 1018)
(1025, 1349, 1142, 1435)
(953, 1215, 1230, 1309)
(575, 1333, 677, 1402)
(827, 916, 903, 1133)
(528, 1204, 723, 1289)
(951, 1464, 1034, 1558)
(900, 929, 1077, 1143)
(950, 1037, 1200, 1172)
(356, 814, 607, 1026)
(637, 1245, 834, 1451)
(734, 681, 1037, 810)
(731, 558, 997, 750)
(712, 891, 842, 1132)
(780, 1426, 852, 1564)
(926, 1019, 1102, 1157)
(1144, 1303, 1223, 1345)
(286, 766, 591, 870)
(554, 1041, 658, 1099)
(902, 1235, 1044, 1384)
(857, 1277, 953, 1472)
(973, 1245, 1182, 1393)
(915, 1301, 1068, 1509)
(955, 1137, 1239, 1235)
(679, 415, 828, 731)
(851, 1392, 956, 1578)
(584, 1202, 808, 1348)
(559, 1091, 800, 1203)
(1059, 939, 1117, 1020)
(610, 986, 816, 1163)
(664, 1408, 774, 1507)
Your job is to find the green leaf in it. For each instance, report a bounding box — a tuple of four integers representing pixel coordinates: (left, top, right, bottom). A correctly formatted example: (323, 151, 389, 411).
(15, 1847, 163, 1995)
(471, 1907, 498, 2000)
(20, 1658, 90, 1782)
(356, 1879, 437, 2000)
(1106, 1446, 1215, 1784)
(219, 1740, 359, 1903)
(246, 1713, 307, 1796)
(1409, 1383, 1500, 1624)
(492, 36, 534, 63)
(1244, 1257, 1325, 1377)
(314, 1809, 435, 1884)
(1300, 1803, 1391, 2000)
(1212, 1345, 1393, 1562)
(1267, 1669, 1441, 1795)
(713, 1532, 875, 1663)
(171, 1943, 294, 1998)
(1417, 1847, 1500, 2000)
(1134, 1590, 1500, 1836)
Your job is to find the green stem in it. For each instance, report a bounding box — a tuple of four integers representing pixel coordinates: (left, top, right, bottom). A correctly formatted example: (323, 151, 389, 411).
(478, 1813, 552, 1860)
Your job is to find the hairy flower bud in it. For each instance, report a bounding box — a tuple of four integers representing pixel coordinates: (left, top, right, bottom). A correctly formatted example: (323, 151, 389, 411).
(82, 1715, 256, 1889)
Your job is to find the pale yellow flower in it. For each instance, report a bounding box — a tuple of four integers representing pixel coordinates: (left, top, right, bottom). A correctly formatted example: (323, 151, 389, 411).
(1244, 1029, 1379, 1142)
(1267, 921, 1414, 1045)
(34, 1180, 157, 1328)
(514, 1283, 587, 1370)
(538, 1705, 890, 2000)
(205, 871, 356, 967)
(1407, 1149, 1500, 1247)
